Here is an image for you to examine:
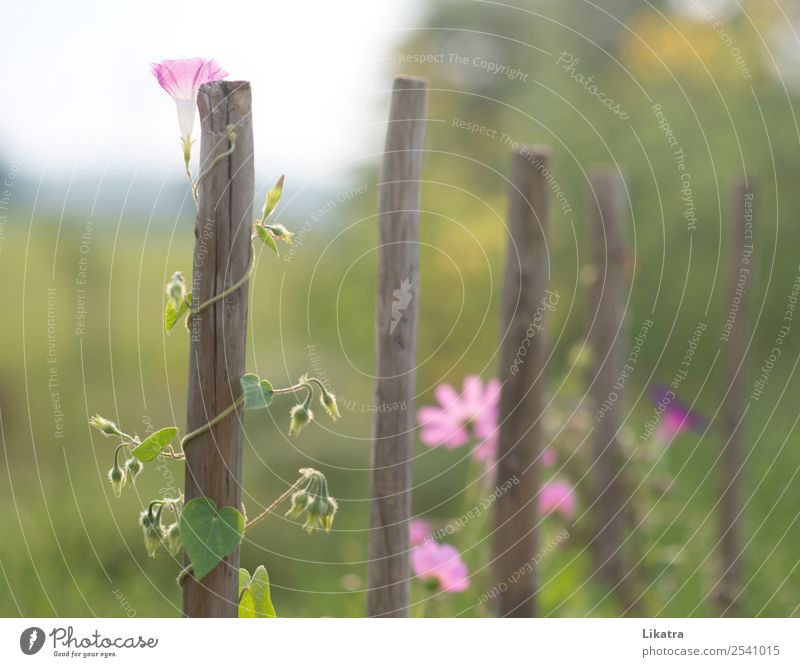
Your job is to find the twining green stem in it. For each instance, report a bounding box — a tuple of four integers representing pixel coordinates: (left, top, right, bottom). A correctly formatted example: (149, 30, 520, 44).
(174, 377, 325, 457)
(113, 443, 127, 467)
(245, 477, 306, 532)
(273, 380, 314, 397)
(185, 166, 197, 202)
(191, 127, 237, 199)
(190, 247, 254, 316)
(148, 500, 165, 520)
(179, 394, 246, 452)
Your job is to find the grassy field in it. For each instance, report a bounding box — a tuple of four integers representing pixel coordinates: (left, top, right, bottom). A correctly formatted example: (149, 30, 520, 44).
(1, 191, 799, 618)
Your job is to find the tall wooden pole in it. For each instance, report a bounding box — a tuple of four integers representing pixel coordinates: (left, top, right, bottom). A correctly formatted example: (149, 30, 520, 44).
(717, 175, 754, 615)
(367, 75, 427, 618)
(587, 168, 631, 607)
(493, 145, 550, 617)
(183, 81, 253, 617)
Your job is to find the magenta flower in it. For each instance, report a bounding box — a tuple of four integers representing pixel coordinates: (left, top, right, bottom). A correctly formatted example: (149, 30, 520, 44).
(538, 480, 577, 520)
(409, 519, 432, 547)
(541, 447, 557, 467)
(150, 58, 228, 164)
(652, 385, 705, 444)
(410, 541, 469, 593)
(417, 376, 500, 464)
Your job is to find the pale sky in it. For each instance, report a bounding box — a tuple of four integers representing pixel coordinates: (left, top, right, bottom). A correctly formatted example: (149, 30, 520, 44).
(0, 0, 421, 185)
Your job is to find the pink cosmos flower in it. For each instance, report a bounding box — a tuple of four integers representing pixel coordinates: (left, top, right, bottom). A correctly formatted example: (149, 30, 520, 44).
(539, 480, 577, 520)
(418, 376, 501, 464)
(652, 385, 705, 444)
(410, 541, 469, 592)
(409, 519, 432, 547)
(150, 58, 228, 144)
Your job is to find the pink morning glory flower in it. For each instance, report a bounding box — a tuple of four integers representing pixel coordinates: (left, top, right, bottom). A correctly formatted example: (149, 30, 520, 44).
(410, 541, 469, 593)
(409, 519, 432, 547)
(150, 58, 228, 164)
(652, 385, 705, 444)
(539, 480, 577, 520)
(417, 376, 501, 464)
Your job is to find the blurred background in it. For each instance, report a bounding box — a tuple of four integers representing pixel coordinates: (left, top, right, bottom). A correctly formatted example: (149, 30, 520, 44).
(2, 0, 800, 617)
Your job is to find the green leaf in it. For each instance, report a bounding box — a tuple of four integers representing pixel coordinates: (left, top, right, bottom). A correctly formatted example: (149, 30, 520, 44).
(180, 497, 244, 581)
(183, 293, 193, 332)
(238, 565, 276, 618)
(255, 224, 278, 255)
(240, 374, 273, 409)
(260, 379, 274, 406)
(238, 568, 252, 594)
(130, 427, 178, 462)
(166, 299, 189, 333)
(261, 174, 284, 221)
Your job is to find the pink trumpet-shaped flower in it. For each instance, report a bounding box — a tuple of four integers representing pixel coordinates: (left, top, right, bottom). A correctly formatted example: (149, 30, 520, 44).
(651, 385, 705, 444)
(539, 480, 577, 520)
(409, 519, 432, 547)
(417, 376, 501, 465)
(150, 58, 228, 145)
(410, 541, 469, 593)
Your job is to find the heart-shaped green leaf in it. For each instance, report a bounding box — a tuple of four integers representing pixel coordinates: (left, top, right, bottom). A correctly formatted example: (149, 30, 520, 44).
(240, 374, 274, 409)
(255, 224, 278, 255)
(130, 427, 178, 462)
(180, 497, 244, 581)
(238, 565, 276, 618)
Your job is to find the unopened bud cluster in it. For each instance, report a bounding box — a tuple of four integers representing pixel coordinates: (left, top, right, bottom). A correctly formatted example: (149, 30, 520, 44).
(285, 468, 338, 533)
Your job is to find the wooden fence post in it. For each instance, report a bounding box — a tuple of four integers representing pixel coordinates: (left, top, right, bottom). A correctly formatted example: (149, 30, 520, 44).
(183, 81, 254, 617)
(493, 145, 551, 617)
(587, 167, 632, 608)
(717, 175, 754, 615)
(367, 75, 427, 618)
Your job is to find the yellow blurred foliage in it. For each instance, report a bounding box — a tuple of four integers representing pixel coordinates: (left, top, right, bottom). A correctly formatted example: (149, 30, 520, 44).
(621, 10, 758, 86)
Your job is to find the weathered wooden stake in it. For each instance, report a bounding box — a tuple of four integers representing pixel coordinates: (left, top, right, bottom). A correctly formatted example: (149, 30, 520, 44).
(492, 146, 552, 617)
(493, 145, 550, 617)
(183, 81, 254, 617)
(367, 75, 427, 618)
(587, 168, 631, 606)
(717, 175, 754, 616)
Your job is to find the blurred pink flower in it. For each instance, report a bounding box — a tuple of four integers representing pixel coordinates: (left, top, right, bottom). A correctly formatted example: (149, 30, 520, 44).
(652, 385, 705, 444)
(472, 433, 498, 466)
(541, 447, 557, 467)
(150, 58, 228, 141)
(418, 376, 500, 464)
(410, 541, 469, 593)
(539, 480, 577, 520)
(409, 519, 431, 547)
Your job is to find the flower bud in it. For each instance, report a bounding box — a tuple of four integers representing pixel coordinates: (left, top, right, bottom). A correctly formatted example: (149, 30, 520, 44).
(288, 404, 313, 437)
(265, 224, 294, 245)
(140, 507, 163, 558)
(90, 414, 124, 438)
(124, 457, 142, 486)
(166, 271, 187, 304)
(288, 471, 338, 533)
(285, 489, 311, 519)
(320, 388, 341, 422)
(166, 522, 182, 556)
(108, 464, 125, 498)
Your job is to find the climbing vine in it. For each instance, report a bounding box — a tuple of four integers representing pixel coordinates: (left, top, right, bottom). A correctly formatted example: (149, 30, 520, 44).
(89, 58, 341, 617)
